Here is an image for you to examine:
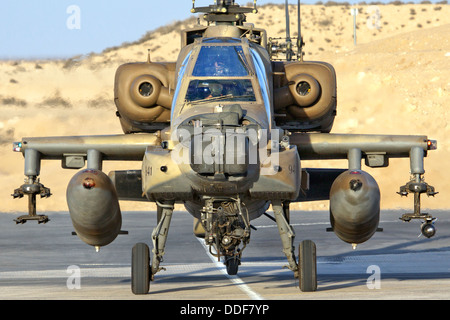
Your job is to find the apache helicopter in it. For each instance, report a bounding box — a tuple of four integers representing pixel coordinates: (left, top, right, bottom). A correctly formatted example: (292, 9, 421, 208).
(11, 0, 438, 294)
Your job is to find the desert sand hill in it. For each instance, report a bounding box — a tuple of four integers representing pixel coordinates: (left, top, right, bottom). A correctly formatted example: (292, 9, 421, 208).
(0, 4, 448, 214)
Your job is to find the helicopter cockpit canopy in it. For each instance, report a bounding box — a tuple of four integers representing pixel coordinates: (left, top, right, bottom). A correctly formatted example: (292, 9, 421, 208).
(171, 37, 272, 130)
(192, 39, 250, 77)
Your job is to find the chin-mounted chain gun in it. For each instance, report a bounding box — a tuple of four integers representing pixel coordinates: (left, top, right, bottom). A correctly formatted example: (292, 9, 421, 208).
(398, 142, 438, 238)
(11, 144, 51, 224)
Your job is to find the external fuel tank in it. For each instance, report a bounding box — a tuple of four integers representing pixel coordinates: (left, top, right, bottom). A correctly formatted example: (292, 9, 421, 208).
(329, 170, 380, 245)
(66, 169, 122, 248)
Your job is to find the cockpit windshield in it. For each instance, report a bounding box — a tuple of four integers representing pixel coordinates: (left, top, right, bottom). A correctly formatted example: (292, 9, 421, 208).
(185, 79, 256, 104)
(192, 45, 250, 77)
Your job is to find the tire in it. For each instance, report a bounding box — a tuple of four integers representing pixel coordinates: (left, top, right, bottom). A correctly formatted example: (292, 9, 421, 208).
(131, 242, 150, 295)
(225, 256, 239, 276)
(298, 240, 317, 292)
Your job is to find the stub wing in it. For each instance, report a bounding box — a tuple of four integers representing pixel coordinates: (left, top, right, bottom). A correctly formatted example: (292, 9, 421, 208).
(289, 132, 438, 242)
(11, 133, 160, 223)
(289, 132, 437, 201)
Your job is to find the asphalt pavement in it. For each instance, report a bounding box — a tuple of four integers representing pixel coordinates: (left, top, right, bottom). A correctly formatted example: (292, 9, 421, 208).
(0, 209, 449, 301)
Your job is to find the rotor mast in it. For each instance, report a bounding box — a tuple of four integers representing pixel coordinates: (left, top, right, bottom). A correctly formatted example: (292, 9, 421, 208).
(191, 0, 258, 26)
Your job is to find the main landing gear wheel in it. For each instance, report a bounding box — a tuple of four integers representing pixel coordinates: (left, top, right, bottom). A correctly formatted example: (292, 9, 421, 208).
(225, 256, 240, 275)
(132, 242, 150, 295)
(298, 240, 317, 292)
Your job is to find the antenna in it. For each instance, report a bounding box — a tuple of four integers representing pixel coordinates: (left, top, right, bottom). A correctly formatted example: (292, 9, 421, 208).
(297, 0, 304, 61)
(285, 0, 293, 61)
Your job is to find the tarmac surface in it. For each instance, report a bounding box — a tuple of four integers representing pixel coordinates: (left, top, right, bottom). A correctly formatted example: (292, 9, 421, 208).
(0, 209, 449, 301)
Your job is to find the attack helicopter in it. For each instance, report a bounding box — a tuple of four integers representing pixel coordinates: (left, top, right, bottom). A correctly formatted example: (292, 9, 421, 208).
(11, 0, 438, 294)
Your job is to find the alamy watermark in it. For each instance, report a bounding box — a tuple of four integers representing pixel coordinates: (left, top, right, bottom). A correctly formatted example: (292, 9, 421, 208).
(66, 5, 81, 30)
(366, 265, 381, 289)
(66, 265, 81, 289)
(170, 127, 281, 176)
(366, 6, 381, 30)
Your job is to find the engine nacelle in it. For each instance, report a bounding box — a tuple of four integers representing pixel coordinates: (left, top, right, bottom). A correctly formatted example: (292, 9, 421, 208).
(329, 170, 380, 245)
(67, 169, 122, 247)
(114, 62, 176, 133)
(273, 61, 337, 132)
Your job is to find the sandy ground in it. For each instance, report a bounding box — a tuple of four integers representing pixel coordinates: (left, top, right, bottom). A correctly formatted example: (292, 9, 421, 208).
(0, 4, 448, 213)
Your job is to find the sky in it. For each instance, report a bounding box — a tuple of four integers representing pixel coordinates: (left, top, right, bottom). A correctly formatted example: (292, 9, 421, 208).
(0, 0, 441, 60)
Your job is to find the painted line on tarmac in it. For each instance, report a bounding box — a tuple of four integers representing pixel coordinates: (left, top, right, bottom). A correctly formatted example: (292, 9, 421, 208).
(197, 238, 264, 300)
